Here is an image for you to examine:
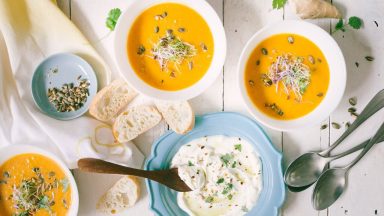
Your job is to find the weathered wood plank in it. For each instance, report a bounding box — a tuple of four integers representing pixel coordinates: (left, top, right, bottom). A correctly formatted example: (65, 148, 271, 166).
(281, 2, 331, 216)
(327, 0, 384, 215)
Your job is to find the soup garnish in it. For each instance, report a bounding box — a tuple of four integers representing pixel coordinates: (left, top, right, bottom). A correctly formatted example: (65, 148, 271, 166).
(0, 154, 71, 216)
(245, 33, 330, 120)
(128, 3, 214, 91)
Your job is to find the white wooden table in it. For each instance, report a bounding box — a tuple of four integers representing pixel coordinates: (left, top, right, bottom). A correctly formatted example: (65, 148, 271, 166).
(57, 0, 384, 215)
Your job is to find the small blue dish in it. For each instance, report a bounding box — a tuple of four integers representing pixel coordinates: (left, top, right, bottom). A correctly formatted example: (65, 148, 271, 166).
(31, 53, 98, 120)
(145, 112, 286, 216)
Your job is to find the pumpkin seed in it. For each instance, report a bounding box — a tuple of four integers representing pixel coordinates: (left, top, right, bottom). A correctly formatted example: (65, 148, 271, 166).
(200, 43, 208, 52)
(317, 92, 324, 97)
(345, 122, 351, 129)
(365, 56, 374, 61)
(137, 45, 145, 55)
(188, 61, 193, 70)
(248, 80, 255, 86)
(178, 27, 186, 33)
(308, 55, 315, 64)
(256, 60, 260, 66)
(154, 26, 159, 33)
(349, 97, 357, 106)
(47, 79, 90, 112)
(261, 74, 272, 87)
(351, 112, 359, 117)
(321, 124, 328, 130)
(166, 29, 173, 36)
(332, 122, 341, 129)
(287, 36, 294, 44)
(348, 107, 357, 113)
(261, 48, 268, 55)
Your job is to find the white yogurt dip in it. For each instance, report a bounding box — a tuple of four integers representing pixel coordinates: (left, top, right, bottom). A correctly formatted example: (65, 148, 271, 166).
(171, 135, 263, 216)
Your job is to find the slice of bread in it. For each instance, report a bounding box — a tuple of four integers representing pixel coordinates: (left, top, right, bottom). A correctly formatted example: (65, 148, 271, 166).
(113, 105, 162, 142)
(89, 79, 137, 122)
(96, 176, 140, 214)
(155, 100, 195, 134)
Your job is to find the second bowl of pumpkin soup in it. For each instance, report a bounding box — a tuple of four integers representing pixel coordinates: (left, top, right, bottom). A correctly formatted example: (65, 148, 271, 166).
(238, 21, 346, 131)
(114, 0, 226, 100)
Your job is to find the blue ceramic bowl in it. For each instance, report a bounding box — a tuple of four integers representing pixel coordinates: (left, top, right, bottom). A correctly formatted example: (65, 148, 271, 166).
(145, 112, 286, 216)
(31, 53, 98, 120)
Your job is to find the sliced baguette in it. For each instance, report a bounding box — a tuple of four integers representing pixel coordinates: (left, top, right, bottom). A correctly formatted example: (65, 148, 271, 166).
(89, 79, 138, 122)
(155, 100, 195, 134)
(113, 105, 162, 142)
(96, 176, 140, 214)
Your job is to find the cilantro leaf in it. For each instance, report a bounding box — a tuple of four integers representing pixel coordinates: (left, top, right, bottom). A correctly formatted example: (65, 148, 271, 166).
(188, 161, 194, 166)
(234, 144, 242, 151)
(227, 194, 233, 200)
(272, 0, 287, 9)
(348, 16, 362, 29)
(333, 16, 363, 34)
(335, 19, 345, 31)
(205, 196, 214, 203)
(231, 161, 237, 168)
(106, 8, 122, 31)
(220, 153, 234, 167)
(222, 183, 233, 195)
(217, 178, 224, 184)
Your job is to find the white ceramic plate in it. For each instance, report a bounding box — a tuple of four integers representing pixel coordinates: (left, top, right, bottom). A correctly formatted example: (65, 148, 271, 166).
(238, 20, 346, 131)
(0, 145, 79, 216)
(114, 0, 226, 100)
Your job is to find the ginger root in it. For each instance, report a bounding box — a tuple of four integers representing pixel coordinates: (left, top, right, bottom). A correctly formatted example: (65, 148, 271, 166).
(289, 0, 341, 19)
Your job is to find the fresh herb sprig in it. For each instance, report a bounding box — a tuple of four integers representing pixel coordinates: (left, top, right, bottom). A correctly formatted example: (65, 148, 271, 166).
(272, 0, 287, 9)
(333, 16, 363, 34)
(106, 8, 122, 31)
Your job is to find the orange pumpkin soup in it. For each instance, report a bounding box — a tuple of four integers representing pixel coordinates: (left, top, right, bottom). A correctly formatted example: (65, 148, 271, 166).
(0, 154, 71, 216)
(127, 3, 214, 91)
(245, 34, 330, 120)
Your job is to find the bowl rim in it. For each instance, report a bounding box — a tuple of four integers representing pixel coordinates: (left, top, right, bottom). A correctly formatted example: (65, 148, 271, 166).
(0, 144, 79, 216)
(237, 20, 346, 131)
(145, 112, 286, 216)
(113, 0, 227, 101)
(31, 52, 98, 121)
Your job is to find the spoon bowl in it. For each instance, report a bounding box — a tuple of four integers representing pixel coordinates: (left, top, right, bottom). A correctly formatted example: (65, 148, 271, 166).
(312, 168, 347, 210)
(284, 152, 328, 187)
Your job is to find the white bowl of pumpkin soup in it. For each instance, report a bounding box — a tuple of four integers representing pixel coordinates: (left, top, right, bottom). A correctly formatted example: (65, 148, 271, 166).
(238, 20, 346, 131)
(114, 0, 226, 100)
(0, 145, 79, 216)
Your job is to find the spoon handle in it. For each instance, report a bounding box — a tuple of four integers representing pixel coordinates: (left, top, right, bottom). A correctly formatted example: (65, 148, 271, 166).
(321, 89, 384, 155)
(78, 158, 163, 181)
(345, 122, 384, 170)
(330, 133, 384, 160)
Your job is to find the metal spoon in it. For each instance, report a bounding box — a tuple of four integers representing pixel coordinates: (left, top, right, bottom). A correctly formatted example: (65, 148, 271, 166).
(312, 121, 384, 210)
(285, 89, 384, 188)
(78, 158, 193, 192)
(287, 136, 384, 192)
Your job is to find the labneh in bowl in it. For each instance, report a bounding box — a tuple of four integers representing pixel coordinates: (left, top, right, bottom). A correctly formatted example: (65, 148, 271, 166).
(145, 113, 285, 216)
(114, 0, 226, 101)
(238, 20, 346, 131)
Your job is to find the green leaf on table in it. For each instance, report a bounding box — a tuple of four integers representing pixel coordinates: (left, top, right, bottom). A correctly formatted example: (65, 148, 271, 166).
(348, 16, 362, 29)
(106, 8, 122, 31)
(272, 0, 287, 9)
(333, 16, 363, 34)
(335, 19, 345, 31)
